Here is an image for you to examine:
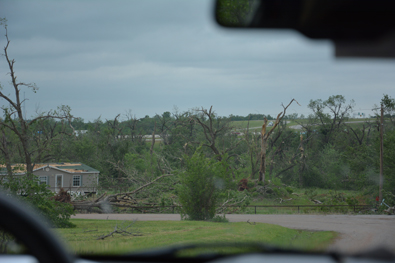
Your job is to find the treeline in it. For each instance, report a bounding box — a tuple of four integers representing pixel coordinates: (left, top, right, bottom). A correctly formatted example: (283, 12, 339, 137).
(2, 95, 395, 199)
(229, 113, 274, 121)
(70, 112, 279, 135)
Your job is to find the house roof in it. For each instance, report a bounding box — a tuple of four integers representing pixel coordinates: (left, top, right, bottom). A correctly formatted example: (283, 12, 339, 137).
(0, 162, 100, 174)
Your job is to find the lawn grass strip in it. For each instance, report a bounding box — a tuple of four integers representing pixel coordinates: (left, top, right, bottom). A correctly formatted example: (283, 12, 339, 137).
(56, 219, 337, 255)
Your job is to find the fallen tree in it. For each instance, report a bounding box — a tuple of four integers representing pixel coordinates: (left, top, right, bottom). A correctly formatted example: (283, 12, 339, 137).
(72, 174, 173, 211)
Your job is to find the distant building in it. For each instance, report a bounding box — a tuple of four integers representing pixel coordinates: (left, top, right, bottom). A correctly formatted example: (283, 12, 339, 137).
(74, 130, 88, 136)
(352, 112, 366, 118)
(0, 162, 99, 195)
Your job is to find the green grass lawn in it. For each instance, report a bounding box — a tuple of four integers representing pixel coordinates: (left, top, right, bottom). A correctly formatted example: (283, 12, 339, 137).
(55, 219, 336, 255)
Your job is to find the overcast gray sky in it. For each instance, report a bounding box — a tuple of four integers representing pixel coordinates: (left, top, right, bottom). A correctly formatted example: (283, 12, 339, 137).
(1, 0, 394, 121)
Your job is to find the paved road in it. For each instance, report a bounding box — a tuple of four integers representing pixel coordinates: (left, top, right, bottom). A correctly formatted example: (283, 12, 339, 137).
(72, 213, 395, 254)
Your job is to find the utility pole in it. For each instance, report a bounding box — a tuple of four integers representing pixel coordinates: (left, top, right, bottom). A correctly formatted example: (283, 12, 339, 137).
(379, 104, 384, 202)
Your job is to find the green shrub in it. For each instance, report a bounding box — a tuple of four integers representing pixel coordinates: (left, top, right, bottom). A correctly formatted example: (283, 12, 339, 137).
(257, 180, 270, 186)
(272, 178, 282, 186)
(1, 175, 75, 228)
(346, 196, 359, 206)
(305, 188, 318, 200)
(247, 181, 255, 189)
(285, 186, 293, 194)
(272, 188, 281, 196)
(177, 147, 230, 221)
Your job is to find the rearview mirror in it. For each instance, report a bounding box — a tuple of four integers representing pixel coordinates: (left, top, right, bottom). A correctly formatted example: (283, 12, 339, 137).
(215, 0, 395, 57)
(215, 0, 395, 40)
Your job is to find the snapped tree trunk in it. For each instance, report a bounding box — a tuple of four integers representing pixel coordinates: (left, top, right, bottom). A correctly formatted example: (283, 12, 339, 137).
(259, 121, 268, 182)
(258, 99, 300, 182)
(299, 134, 304, 187)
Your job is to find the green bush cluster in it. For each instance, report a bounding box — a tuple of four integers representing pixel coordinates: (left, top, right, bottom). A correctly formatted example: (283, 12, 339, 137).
(247, 181, 255, 189)
(1, 176, 75, 228)
(177, 147, 232, 221)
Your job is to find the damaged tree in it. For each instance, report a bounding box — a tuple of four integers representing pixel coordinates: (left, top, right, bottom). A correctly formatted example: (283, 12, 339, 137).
(190, 106, 239, 162)
(0, 21, 73, 176)
(258, 99, 300, 182)
(243, 120, 260, 179)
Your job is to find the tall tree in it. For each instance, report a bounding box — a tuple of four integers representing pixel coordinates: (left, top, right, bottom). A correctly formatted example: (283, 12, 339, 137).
(191, 106, 239, 162)
(307, 95, 354, 144)
(380, 94, 395, 126)
(0, 21, 73, 176)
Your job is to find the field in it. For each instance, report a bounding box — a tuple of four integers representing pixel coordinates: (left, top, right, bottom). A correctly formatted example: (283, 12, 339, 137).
(230, 118, 375, 131)
(55, 219, 337, 255)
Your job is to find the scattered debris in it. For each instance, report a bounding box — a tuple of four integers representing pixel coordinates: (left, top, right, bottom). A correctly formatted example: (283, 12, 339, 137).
(384, 206, 394, 215)
(216, 193, 248, 214)
(275, 198, 293, 203)
(97, 220, 142, 240)
(51, 188, 71, 203)
(247, 219, 256, 225)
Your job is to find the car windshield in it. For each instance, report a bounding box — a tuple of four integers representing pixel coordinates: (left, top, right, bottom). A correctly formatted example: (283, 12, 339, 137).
(0, 0, 395, 258)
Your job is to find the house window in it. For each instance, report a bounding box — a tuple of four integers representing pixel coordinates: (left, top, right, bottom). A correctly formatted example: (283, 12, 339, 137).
(73, 175, 81, 186)
(38, 176, 47, 185)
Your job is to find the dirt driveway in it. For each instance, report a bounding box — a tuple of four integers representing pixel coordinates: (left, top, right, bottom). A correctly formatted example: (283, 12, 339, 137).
(72, 213, 395, 254)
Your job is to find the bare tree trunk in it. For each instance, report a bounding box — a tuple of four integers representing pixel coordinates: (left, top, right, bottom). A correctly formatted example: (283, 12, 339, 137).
(244, 119, 259, 179)
(299, 134, 305, 187)
(379, 104, 384, 202)
(259, 119, 268, 182)
(258, 99, 300, 182)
